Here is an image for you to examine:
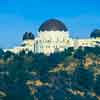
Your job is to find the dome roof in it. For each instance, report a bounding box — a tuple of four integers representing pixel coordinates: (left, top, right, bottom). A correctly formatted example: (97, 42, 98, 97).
(38, 19, 68, 32)
(90, 29, 100, 38)
(23, 32, 35, 40)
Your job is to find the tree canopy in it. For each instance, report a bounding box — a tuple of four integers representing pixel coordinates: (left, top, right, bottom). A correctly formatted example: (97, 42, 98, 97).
(0, 46, 100, 100)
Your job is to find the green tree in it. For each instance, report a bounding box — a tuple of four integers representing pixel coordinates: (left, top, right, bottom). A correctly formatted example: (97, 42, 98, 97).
(73, 67, 94, 93)
(94, 75, 100, 96)
(0, 48, 4, 58)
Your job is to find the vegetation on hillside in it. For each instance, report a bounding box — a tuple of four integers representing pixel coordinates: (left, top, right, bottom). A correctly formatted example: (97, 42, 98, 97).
(0, 46, 100, 100)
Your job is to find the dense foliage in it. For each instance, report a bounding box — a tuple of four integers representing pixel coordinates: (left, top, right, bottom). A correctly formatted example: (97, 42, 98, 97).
(0, 46, 100, 100)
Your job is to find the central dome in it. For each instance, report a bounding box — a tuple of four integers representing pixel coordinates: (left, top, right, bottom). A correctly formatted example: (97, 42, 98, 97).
(38, 19, 68, 32)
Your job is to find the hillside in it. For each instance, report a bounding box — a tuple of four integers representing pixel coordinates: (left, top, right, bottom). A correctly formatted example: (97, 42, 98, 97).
(0, 46, 100, 100)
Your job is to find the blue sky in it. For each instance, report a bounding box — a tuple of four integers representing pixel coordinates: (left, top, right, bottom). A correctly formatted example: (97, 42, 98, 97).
(0, 0, 100, 48)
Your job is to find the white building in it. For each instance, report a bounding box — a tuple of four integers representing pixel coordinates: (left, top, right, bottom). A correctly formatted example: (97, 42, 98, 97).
(4, 19, 100, 55)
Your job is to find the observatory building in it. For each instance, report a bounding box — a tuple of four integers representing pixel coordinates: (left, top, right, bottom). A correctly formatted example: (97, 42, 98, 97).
(5, 19, 100, 55)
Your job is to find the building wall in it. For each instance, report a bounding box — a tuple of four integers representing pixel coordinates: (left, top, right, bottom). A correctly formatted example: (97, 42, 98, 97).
(4, 31, 100, 55)
(34, 31, 70, 54)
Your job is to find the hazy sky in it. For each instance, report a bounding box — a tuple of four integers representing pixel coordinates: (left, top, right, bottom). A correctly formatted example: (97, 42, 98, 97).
(0, 0, 100, 48)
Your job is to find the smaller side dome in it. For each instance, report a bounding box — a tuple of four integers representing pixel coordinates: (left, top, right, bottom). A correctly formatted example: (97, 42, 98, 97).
(90, 29, 100, 38)
(23, 32, 35, 40)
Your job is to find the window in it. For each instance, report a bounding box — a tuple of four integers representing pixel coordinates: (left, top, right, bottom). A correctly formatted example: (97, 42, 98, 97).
(21, 44, 26, 47)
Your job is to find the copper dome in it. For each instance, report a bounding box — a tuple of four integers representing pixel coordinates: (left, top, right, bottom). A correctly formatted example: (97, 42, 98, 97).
(39, 19, 68, 32)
